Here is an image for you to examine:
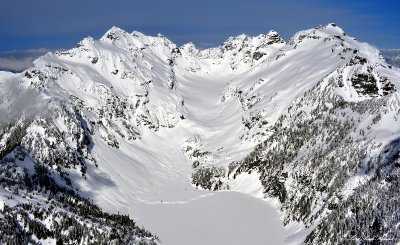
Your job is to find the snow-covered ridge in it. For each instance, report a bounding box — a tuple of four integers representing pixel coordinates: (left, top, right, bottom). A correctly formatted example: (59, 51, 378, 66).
(1, 23, 400, 244)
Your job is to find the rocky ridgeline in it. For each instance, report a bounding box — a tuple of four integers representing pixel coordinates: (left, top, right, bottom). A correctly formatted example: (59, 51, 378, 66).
(188, 24, 400, 244)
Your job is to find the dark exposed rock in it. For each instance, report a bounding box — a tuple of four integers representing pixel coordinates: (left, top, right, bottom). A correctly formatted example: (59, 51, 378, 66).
(253, 51, 265, 60)
(351, 73, 379, 95)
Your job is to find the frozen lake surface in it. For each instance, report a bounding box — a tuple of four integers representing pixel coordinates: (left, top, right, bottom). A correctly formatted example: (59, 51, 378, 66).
(134, 191, 289, 245)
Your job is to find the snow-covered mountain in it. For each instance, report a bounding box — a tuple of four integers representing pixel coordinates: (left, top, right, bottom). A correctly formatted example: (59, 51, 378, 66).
(1, 23, 400, 244)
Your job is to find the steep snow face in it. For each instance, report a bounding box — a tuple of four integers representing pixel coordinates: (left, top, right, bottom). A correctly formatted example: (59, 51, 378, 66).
(216, 24, 400, 244)
(1, 23, 400, 244)
(36, 28, 183, 131)
(187, 23, 395, 192)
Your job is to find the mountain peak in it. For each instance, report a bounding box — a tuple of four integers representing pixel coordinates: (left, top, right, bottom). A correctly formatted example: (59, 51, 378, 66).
(317, 23, 346, 36)
(108, 26, 125, 33)
(101, 26, 127, 42)
(287, 23, 349, 47)
(180, 42, 200, 55)
(265, 30, 285, 44)
(131, 30, 146, 37)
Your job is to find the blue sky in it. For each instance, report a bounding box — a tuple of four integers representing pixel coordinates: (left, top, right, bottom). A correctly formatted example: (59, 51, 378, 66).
(1, 0, 399, 51)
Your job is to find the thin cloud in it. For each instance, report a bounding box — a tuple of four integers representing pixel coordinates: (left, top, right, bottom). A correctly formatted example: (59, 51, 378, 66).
(380, 49, 400, 68)
(0, 49, 51, 72)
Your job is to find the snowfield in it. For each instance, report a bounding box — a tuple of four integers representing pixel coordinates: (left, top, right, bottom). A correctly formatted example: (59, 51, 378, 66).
(134, 191, 291, 245)
(66, 43, 300, 244)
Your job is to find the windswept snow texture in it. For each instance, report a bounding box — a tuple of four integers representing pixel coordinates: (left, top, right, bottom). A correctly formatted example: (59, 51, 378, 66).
(1, 23, 400, 244)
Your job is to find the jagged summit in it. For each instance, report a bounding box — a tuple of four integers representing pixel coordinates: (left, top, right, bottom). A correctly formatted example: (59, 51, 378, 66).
(83, 24, 356, 55)
(289, 23, 347, 45)
(265, 29, 285, 43)
(73, 24, 366, 69)
(98, 26, 285, 51)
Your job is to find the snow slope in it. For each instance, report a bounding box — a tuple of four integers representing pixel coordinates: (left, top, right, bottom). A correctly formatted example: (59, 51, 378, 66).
(1, 23, 400, 244)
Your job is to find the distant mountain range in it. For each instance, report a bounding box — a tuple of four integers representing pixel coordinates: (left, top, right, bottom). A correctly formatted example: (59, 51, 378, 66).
(381, 49, 400, 68)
